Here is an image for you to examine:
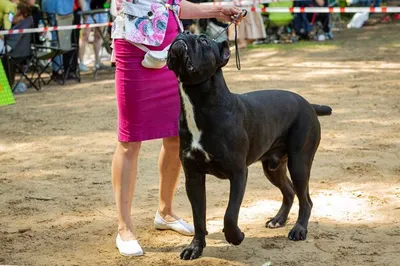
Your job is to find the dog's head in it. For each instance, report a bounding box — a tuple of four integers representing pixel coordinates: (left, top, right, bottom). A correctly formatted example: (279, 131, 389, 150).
(167, 31, 231, 85)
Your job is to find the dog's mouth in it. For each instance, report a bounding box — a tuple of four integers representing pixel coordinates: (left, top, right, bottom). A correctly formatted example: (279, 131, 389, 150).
(168, 39, 194, 72)
(173, 39, 188, 51)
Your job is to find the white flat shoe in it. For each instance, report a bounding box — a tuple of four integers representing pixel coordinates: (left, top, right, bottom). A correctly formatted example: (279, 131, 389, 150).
(154, 211, 194, 236)
(116, 234, 144, 256)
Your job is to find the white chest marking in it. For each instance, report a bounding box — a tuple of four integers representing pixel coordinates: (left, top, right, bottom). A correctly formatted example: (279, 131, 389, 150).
(179, 84, 211, 162)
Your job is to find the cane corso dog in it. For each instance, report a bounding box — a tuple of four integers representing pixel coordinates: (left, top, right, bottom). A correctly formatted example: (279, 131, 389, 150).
(167, 31, 332, 260)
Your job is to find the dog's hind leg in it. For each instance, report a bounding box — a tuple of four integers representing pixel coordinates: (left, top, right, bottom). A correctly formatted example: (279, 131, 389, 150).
(286, 121, 320, 241)
(262, 158, 295, 228)
(287, 152, 315, 241)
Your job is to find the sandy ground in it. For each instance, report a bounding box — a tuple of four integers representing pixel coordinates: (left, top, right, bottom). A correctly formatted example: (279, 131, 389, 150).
(1, 22, 400, 266)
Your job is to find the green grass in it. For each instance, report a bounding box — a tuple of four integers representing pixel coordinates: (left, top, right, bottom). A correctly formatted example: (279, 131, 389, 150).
(247, 40, 343, 51)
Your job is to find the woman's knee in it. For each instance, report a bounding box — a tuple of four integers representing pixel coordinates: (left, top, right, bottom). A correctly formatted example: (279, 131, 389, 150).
(163, 136, 180, 153)
(94, 28, 104, 40)
(118, 141, 142, 158)
(81, 29, 90, 41)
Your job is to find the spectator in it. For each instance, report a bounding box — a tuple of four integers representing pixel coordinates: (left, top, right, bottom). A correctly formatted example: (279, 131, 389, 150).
(293, 0, 332, 41)
(228, 10, 266, 49)
(41, 0, 74, 79)
(1, 3, 32, 86)
(21, 0, 44, 44)
(69, 0, 86, 79)
(10, 2, 30, 25)
(347, 0, 381, 7)
(0, 0, 17, 30)
(79, 0, 109, 71)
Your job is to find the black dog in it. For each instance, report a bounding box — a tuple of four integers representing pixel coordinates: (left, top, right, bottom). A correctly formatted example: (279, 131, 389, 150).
(167, 31, 332, 260)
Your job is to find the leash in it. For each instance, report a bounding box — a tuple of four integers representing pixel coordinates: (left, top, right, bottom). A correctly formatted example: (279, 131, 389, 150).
(212, 9, 247, 70)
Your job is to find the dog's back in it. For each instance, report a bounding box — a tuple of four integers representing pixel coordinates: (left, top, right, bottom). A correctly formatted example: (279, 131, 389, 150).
(234, 89, 321, 164)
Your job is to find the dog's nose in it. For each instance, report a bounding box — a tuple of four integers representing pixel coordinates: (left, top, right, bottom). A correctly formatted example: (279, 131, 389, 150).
(183, 30, 191, 35)
(170, 40, 187, 54)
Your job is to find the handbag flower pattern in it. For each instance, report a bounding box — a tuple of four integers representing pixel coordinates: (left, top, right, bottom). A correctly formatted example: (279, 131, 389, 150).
(121, 0, 182, 46)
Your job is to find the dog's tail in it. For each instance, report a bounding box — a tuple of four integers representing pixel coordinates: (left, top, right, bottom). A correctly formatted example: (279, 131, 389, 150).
(311, 104, 332, 116)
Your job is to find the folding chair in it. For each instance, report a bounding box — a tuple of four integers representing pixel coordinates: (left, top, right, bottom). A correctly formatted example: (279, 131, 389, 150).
(32, 13, 80, 86)
(56, 13, 80, 84)
(1, 17, 40, 91)
(292, 0, 333, 40)
(328, 0, 345, 31)
(263, 1, 295, 43)
(31, 45, 64, 88)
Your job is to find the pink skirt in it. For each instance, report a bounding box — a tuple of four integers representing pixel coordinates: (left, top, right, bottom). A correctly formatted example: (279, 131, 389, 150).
(114, 12, 180, 142)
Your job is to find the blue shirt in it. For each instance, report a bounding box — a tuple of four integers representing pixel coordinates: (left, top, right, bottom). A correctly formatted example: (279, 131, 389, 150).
(41, 0, 74, 15)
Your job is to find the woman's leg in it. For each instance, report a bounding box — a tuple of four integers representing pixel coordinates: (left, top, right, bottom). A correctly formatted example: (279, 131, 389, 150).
(79, 28, 90, 70)
(112, 141, 142, 241)
(158, 136, 182, 221)
(93, 27, 104, 67)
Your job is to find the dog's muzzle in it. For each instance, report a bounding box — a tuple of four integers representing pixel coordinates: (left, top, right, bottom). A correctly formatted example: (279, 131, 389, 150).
(170, 39, 188, 54)
(168, 39, 194, 72)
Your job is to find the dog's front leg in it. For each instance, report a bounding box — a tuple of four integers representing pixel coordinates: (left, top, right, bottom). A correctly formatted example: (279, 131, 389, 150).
(180, 170, 207, 260)
(223, 168, 248, 245)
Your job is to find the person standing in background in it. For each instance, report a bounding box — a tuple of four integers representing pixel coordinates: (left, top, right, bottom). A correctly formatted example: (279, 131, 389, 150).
(66, 0, 86, 79)
(41, 0, 74, 80)
(229, 8, 266, 48)
(79, 0, 109, 71)
(21, 0, 44, 45)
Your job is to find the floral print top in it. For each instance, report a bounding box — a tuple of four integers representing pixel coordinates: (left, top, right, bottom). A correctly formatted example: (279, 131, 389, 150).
(111, 0, 182, 47)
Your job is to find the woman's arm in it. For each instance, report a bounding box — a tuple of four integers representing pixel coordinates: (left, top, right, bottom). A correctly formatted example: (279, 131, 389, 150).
(179, 0, 245, 23)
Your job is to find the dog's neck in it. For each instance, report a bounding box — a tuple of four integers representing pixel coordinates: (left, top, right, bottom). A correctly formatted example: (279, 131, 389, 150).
(180, 69, 233, 108)
(178, 69, 235, 160)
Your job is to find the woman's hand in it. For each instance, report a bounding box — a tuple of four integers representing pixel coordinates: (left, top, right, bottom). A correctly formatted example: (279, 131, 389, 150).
(219, 7, 246, 24)
(179, 0, 247, 23)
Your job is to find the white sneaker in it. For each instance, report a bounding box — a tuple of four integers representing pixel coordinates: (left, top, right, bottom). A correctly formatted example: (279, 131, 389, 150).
(79, 63, 89, 72)
(154, 211, 194, 236)
(115, 234, 144, 256)
(317, 34, 326, 42)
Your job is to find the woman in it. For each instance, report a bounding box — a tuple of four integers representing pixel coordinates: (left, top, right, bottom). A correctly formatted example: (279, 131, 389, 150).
(111, 0, 245, 256)
(229, 10, 266, 49)
(79, 0, 109, 71)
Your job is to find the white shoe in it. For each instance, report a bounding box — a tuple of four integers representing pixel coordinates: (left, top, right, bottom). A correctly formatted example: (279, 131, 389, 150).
(116, 234, 144, 256)
(79, 63, 89, 72)
(154, 211, 194, 236)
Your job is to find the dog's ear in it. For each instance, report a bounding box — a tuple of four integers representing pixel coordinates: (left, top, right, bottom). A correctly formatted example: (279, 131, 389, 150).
(219, 40, 231, 68)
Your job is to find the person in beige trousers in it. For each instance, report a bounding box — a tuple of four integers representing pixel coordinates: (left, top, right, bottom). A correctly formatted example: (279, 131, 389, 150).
(229, 10, 266, 48)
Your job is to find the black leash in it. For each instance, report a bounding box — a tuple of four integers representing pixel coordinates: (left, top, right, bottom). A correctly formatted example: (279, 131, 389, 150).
(212, 9, 247, 70)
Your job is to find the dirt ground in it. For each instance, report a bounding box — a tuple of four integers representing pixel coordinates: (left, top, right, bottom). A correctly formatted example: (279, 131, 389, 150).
(1, 22, 399, 266)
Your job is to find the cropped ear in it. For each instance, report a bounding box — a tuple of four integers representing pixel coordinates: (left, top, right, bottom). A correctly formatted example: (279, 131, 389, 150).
(219, 40, 231, 68)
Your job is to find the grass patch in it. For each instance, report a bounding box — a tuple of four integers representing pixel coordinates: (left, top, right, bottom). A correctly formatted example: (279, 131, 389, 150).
(247, 40, 343, 51)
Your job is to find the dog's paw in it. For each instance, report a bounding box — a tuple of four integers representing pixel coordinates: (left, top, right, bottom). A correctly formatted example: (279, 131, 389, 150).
(180, 240, 204, 260)
(223, 226, 245, 245)
(288, 223, 308, 241)
(265, 217, 287, 229)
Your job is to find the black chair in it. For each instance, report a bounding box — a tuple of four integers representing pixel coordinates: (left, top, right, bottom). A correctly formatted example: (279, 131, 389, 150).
(32, 13, 80, 86)
(1, 17, 40, 91)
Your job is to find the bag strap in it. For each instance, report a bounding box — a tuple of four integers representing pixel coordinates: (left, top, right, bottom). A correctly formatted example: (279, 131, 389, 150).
(133, 42, 171, 53)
